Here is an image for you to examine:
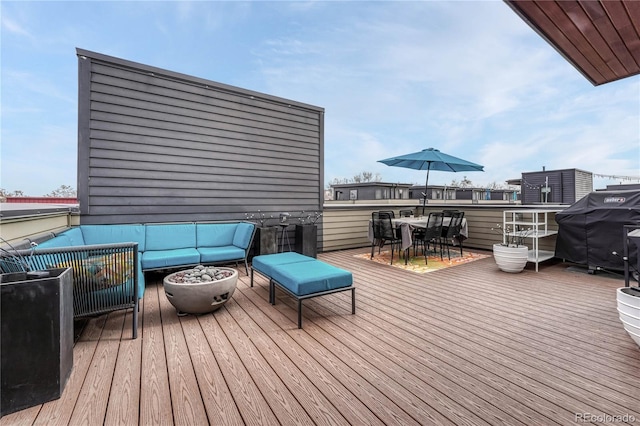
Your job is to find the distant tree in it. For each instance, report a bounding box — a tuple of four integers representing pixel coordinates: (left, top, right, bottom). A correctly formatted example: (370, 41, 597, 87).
(459, 176, 473, 188)
(486, 181, 504, 190)
(353, 171, 381, 182)
(327, 171, 382, 188)
(45, 185, 77, 198)
(449, 179, 460, 187)
(326, 177, 347, 189)
(0, 189, 25, 197)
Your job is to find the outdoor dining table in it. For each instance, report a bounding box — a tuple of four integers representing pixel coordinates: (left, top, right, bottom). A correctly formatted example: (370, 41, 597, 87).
(368, 215, 469, 252)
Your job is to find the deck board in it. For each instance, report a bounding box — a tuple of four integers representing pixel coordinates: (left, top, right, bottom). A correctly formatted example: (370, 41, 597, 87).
(197, 307, 279, 424)
(157, 283, 209, 425)
(179, 311, 244, 425)
(68, 311, 123, 425)
(139, 281, 172, 424)
(105, 307, 142, 425)
(223, 291, 352, 425)
(1, 247, 639, 425)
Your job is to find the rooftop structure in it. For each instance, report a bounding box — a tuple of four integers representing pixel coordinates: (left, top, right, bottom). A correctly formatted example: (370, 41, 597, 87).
(505, 0, 640, 86)
(330, 182, 412, 201)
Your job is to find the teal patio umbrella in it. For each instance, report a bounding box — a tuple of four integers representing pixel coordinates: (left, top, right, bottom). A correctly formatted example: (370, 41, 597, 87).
(378, 147, 484, 207)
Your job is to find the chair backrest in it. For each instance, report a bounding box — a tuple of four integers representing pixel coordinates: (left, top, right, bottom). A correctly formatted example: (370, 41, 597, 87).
(422, 212, 444, 241)
(372, 212, 395, 240)
(445, 211, 465, 238)
(399, 210, 413, 217)
(442, 209, 460, 218)
(378, 210, 395, 219)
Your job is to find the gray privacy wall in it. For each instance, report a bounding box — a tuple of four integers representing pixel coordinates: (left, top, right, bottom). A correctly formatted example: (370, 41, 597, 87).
(77, 49, 324, 237)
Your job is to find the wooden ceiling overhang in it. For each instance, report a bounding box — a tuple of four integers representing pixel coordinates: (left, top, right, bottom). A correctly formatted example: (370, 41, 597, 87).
(505, 0, 640, 86)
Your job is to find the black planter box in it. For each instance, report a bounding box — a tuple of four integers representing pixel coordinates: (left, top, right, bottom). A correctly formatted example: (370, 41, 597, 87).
(295, 224, 318, 258)
(1, 268, 73, 416)
(255, 226, 278, 256)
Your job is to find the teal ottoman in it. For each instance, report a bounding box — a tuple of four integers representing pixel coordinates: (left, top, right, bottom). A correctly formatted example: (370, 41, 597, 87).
(250, 253, 355, 328)
(250, 252, 313, 288)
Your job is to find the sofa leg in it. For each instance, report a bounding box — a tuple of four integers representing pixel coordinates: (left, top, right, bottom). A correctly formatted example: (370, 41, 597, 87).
(298, 300, 303, 329)
(250, 268, 254, 287)
(132, 299, 139, 339)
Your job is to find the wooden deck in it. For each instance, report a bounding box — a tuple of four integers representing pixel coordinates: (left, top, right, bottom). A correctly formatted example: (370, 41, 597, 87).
(3, 247, 639, 425)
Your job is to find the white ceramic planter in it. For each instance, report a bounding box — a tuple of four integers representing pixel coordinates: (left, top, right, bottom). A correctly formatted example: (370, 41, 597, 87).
(492, 244, 529, 273)
(164, 267, 238, 315)
(616, 287, 640, 348)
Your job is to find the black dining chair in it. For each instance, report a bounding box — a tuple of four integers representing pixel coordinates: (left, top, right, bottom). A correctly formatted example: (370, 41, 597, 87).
(379, 210, 404, 240)
(442, 211, 465, 260)
(418, 212, 444, 264)
(441, 209, 460, 238)
(371, 211, 402, 265)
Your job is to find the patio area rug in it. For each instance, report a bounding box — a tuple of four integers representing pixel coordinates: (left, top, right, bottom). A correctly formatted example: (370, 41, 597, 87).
(355, 248, 491, 274)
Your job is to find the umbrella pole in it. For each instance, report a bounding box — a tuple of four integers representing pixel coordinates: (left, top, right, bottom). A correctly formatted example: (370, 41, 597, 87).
(423, 166, 431, 210)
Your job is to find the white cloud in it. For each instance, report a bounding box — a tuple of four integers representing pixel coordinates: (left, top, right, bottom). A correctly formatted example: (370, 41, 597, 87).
(2, 69, 75, 104)
(1, 15, 32, 38)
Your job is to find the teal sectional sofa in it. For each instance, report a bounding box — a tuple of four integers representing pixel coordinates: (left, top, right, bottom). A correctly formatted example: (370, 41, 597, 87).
(1, 221, 256, 339)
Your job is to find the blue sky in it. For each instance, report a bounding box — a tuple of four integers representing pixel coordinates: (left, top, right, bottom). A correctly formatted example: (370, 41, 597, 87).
(2, 1, 639, 196)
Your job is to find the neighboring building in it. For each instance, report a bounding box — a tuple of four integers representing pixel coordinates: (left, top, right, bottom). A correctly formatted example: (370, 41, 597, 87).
(409, 185, 457, 202)
(520, 168, 592, 204)
(331, 182, 412, 201)
(603, 183, 640, 191)
(455, 188, 519, 202)
(4, 197, 79, 204)
(409, 185, 518, 203)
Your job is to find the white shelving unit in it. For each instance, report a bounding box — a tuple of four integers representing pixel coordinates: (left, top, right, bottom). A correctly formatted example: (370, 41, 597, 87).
(503, 209, 561, 272)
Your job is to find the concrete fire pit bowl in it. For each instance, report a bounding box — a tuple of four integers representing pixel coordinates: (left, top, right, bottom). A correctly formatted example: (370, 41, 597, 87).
(163, 265, 238, 315)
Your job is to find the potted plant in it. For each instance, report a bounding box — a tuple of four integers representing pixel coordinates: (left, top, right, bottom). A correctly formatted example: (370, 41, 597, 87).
(295, 211, 322, 258)
(1, 267, 74, 415)
(616, 286, 640, 348)
(247, 210, 278, 255)
(617, 227, 640, 348)
(491, 224, 531, 273)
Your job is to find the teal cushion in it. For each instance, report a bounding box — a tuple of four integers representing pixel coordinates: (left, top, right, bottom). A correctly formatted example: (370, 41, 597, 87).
(81, 225, 146, 251)
(196, 223, 236, 247)
(141, 248, 200, 270)
(145, 224, 196, 251)
(60, 227, 86, 246)
(270, 261, 353, 296)
(232, 222, 255, 250)
(37, 234, 74, 249)
(198, 246, 245, 263)
(29, 227, 83, 249)
(251, 253, 315, 278)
